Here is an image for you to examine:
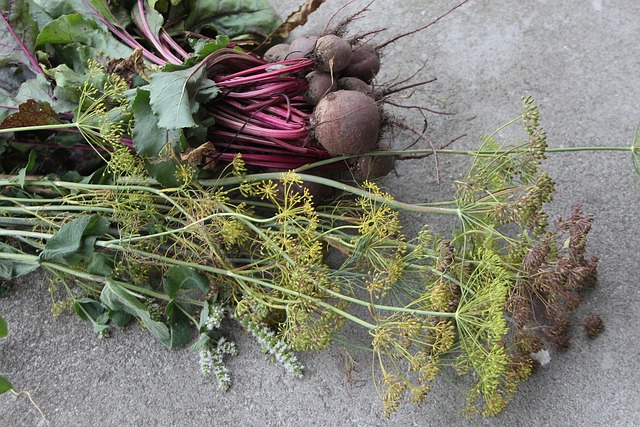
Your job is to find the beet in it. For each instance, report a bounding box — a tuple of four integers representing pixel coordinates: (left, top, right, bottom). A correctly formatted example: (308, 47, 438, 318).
(352, 149, 396, 181)
(337, 77, 374, 98)
(305, 71, 337, 106)
(342, 43, 380, 83)
(313, 35, 352, 73)
(263, 43, 290, 62)
(313, 90, 380, 156)
(288, 35, 319, 59)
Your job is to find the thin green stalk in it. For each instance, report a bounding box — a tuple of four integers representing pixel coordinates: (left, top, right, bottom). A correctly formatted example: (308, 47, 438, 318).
(0, 250, 202, 305)
(0, 229, 52, 240)
(318, 285, 455, 319)
(432, 146, 635, 156)
(0, 123, 80, 134)
(0, 178, 196, 224)
(124, 245, 374, 328)
(206, 173, 461, 216)
(216, 203, 296, 267)
(0, 204, 115, 215)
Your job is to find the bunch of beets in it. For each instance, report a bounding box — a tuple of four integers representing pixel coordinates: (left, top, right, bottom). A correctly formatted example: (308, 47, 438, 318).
(205, 31, 398, 185)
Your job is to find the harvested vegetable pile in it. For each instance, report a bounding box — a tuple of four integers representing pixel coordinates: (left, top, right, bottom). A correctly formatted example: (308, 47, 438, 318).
(0, 0, 611, 419)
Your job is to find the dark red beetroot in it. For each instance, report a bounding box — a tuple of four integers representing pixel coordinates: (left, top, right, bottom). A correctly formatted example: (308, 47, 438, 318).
(313, 34, 352, 73)
(288, 35, 319, 59)
(351, 148, 396, 181)
(313, 90, 380, 156)
(342, 43, 380, 83)
(263, 43, 290, 62)
(305, 71, 337, 105)
(337, 76, 374, 98)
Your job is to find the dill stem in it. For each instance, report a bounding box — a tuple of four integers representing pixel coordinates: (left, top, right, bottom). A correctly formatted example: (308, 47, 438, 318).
(207, 173, 461, 216)
(319, 285, 455, 319)
(0, 251, 182, 303)
(0, 178, 192, 219)
(0, 123, 79, 134)
(431, 146, 635, 156)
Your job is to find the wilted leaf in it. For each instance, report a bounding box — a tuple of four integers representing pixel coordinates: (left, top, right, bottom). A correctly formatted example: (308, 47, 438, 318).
(16, 149, 36, 188)
(266, 0, 325, 41)
(190, 332, 210, 352)
(165, 303, 193, 348)
(632, 121, 640, 176)
(105, 48, 153, 84)
(181, 142, 217, 171)
(73, 297, 105, 322)
(0, 99, 59, 129)
(87, 252, 114, 276)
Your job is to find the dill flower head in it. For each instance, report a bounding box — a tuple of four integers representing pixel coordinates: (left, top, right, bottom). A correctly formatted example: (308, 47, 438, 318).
(108, 144, 146, 177)
(76, 60, 132, 154)
(381, 373, 408, 418)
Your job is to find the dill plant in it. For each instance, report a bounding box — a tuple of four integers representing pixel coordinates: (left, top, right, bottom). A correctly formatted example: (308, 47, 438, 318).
(0, 66, 602, 418)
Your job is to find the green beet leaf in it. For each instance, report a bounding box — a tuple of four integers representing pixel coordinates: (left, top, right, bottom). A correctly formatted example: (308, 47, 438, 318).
(148, 65, 218, 130)
(35, 13, 100, 45)
(13, 73, 55, 107)
(0, 313, 7, 338)
(163, 266, 210, 299)
(100, 280, 171, 345)
(73, 298, 109, 334)
(0, 70, 54, 122)
(165, 302, 194, 348)
(31, 0, 96, 20)
(0, 242, 39, 279)
(35, 13, 133, 60)
(0, 0, 43, 75)
(0, 0, 55, 119)
(182, 0, 280, 39)
(187, 35, 229, 64)
(130, 87, 184, 187)
(39, 214, 110, 265)
(0, 375, 12, 395)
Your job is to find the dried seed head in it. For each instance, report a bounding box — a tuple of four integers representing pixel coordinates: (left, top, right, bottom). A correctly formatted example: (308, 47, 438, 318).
(583, 314, 605, 339)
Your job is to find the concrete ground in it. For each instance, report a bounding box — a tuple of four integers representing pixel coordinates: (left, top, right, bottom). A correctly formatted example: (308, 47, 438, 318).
(2, 0, 640, 425)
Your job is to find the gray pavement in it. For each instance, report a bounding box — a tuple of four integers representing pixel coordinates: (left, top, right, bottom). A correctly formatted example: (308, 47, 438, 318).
(2, 1, 640, 425)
